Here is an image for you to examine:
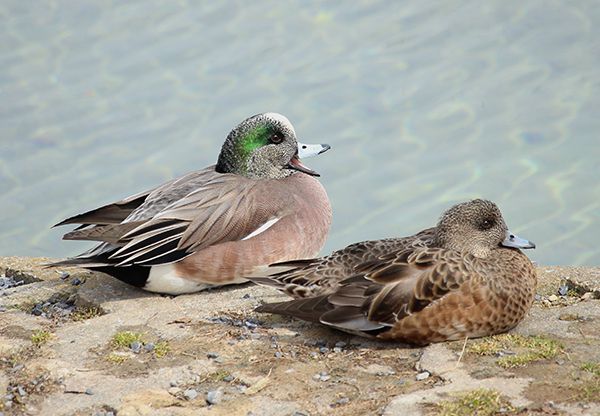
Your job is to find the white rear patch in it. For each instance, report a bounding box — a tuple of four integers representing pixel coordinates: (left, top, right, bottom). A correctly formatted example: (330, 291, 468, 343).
(146, 264, 213, 294)
(145, 264, 248, 294)
(242, 218, 280, 241)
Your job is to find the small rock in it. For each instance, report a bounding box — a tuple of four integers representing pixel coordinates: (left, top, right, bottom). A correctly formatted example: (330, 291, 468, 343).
(185, 389, 198, 401)
(548, 294, 558, 302)
(334, 341, 346, 348)
(71, 277, 82, 286)
(223, 376, 234, 382)
(337, 397, 350, 404)
(434, 381, 443, 387)
(215, 358, 223, 363)
(207, 352, 219, 358)
(206, 390, 221, 404)
(0, 306, 6, 312)
(558, 285, 569, 296)
(243, 293, 250, 299)
(228, 340, 236, 345)
(312, 375, 320, 381)
(17, 386, 26, 396)
(416, 372, 430, 381)
(60, 272, 70, 280)
(333, 347, 342, 353)
(319, 347, 329, 354)
(270, 343, 277, 349)
(320, 375, 331, 382)
(144, 343, 155, 352)
(3, 394, 14, 400)
(556, 360, 565, 365)
(130, 341, 142, 351)
(86, 389, 94, 395)
(581, 292, 593, 300)
(274, 352, 283, 358)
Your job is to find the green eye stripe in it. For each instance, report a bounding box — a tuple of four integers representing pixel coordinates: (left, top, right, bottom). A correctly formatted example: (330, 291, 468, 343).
(236, 124, 275, 160)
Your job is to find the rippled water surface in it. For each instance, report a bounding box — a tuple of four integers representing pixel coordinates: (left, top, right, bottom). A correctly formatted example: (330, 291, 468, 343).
(2, 0, 600, 266)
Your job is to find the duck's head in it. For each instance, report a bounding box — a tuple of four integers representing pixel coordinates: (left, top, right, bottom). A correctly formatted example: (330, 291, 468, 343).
(215, 113, 330, 179)
(432, 199, 535, 258)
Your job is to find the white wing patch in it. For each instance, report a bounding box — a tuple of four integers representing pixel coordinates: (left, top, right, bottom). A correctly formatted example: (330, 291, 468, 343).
(242, 218, 281, 241)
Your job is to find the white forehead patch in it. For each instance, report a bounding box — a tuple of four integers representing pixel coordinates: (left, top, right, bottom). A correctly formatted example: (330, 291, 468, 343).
(263, 112, 296, 135)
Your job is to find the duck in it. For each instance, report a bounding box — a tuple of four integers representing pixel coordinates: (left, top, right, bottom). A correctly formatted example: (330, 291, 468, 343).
(50, 113, 332, 295)
(253, 199, 537, 344)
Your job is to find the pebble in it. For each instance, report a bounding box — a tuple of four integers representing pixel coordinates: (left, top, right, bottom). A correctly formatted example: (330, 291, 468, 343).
(12, 365, 24, 371)
(71, 277, 82, 286)
(60, 272, 70, 280)
(86, 389, 94, 395)
(17, 386, 26, 396)
(334, 341, 346, 348)
(337, 397, 350, 405)
(333, 347, 342, 353)
(416, 372, 430, 381)
(270, 343, 277, 349)
(548, 294, 558, 302)
(274, 352, 283, 358)
(310, 352, 318, 358)
(206, 390, 221, 404)
(434, 381, 443, 387)
(144, 343, 155, 352)
(223, 376, 234, 382)
(558, 285, 569, 296)
(207, 352, 219, 358)
(319, 347, 329, 354)
(556, 360, 565, 365)
(0, 306, 6, 312)
(228, 340, 236, 345)
(215, 358, 223, 363)
(185, 389, 198, 401)
(130, 341, 142, 351)
(312, 375, 321, 381)
(3, 394, 13, 400)
(320, 376, 331, 382)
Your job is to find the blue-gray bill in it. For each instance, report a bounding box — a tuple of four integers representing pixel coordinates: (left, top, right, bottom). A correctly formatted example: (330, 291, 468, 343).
(502, 230, 535, 249)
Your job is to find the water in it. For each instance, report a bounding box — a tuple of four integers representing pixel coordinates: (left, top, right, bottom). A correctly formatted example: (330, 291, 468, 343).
(1, 0, 600, 267)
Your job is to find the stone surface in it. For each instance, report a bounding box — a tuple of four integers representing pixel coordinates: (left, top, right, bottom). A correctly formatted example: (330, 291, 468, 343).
(0, 257, 599, 416)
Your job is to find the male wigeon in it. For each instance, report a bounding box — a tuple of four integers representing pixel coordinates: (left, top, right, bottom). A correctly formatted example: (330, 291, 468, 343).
(51, 113, 332, 294)
(253, 199, 537, 344)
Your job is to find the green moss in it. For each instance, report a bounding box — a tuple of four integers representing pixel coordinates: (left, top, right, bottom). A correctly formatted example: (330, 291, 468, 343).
(469, 334, 563, 369)
(436, 388, 513, 415)
(153, 341, 169, 357)
(71, 306, 104, 321)
(112, 332, 144, 348)
(31, 329, 52, 347)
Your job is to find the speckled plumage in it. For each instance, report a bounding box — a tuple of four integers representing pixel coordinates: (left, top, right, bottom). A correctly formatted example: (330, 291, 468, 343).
(50, 113, 332, 295)
(254, 199, 537, 344)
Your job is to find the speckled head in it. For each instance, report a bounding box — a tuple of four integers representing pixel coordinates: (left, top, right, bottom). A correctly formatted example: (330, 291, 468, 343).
(215, 113, 328, 179)
(432, 199, 515, 258)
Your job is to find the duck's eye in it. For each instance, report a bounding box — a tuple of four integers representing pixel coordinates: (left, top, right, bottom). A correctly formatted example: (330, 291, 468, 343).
(481, 219, 493, 229)
(270, 133, 283, 144)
